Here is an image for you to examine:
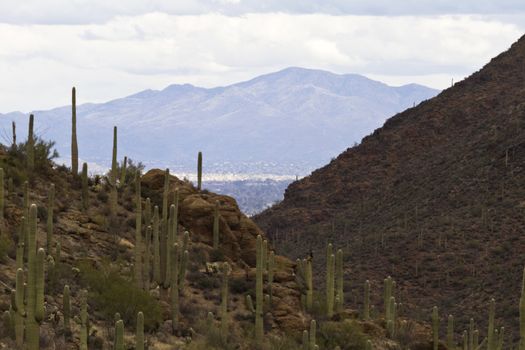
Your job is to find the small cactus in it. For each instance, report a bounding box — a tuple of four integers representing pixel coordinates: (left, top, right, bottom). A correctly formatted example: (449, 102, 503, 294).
(114, 319, 124, 350)
(136, 311, 144, 350)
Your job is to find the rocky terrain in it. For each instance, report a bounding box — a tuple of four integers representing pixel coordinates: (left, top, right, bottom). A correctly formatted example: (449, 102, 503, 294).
(255, 34, 525, 342)
(0, 116, 435, 349)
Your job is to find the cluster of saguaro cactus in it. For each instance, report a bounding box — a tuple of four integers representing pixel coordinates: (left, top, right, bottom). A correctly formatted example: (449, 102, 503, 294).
(71, 87, 79, 175)
(302, 319, 318, 350)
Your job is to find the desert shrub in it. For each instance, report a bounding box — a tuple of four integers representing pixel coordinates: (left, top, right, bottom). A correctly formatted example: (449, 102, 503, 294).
(77, 260, 161, 331)
(0, 234, 13, 263)
(188, 270, 220, 290)
(209, 249, 225, 262)
(96, 190, 109, 203)
(229, 276, 251, 295)
(317, 319, 368, 350)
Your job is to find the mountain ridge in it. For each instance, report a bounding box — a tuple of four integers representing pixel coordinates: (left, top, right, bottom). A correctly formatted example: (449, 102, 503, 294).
(0, 67, 439, 176)
(254, 35, 525, 340)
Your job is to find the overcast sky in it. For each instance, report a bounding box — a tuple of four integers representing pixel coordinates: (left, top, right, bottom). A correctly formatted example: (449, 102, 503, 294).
(0, 1, 524, 112)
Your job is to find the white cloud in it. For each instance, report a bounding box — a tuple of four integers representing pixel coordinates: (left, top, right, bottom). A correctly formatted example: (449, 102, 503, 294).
(1, 1, 525, 24)
(0, 13, 523, 112)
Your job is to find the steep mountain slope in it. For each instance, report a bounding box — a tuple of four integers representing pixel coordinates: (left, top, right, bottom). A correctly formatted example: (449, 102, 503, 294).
(0, 139, 436, 349)
(0, 68, 438, 174)
(255, 35, 525, 341)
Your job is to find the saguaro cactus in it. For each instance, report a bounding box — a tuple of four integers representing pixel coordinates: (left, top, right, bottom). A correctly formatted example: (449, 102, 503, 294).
(71, 87, 79, 175)
(109, 126, 118, 217)
(12, 121, 16, 148)
(0, 168, 4, 221)
(81, 163, 88, 210)
(63, 285, 71, 334)
(309, 319, 317, 350)
(27, 114, 34, 170)
(447, 314, 454, 350)
(221, 262, 231, 340)
(197, 151, 203, 190)
(80, 289, 88, 350)
(114, 319, 124, 350)
(488, 298, 496, 350)
(135, 171, 143, 289)
(160, 169, 169, 282)
(14, 268, 24, 347)
(46, 184, 55, 253)
(432, 306, 439, 350)
(521, 267, 525, 350)
(384, 276, 393, 317)
(171, 243, 180, 334)
(255, 235, 264, 346)
(120, 156, 127, 185)
(306, 258, 313, 312)
(213, 200, 220, 249)
(143, 226, 152, 290)
(363, 280, 370, 320)
(335, 249, 344, 312)
(35, 248, 45, 323)
(136, 311, 144, 350)
(326, 246, 335, 318)
(152, 206, 161, 284)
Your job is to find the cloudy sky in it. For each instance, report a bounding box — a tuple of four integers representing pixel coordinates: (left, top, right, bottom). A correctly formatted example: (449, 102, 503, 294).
(0, 0, 524, 112)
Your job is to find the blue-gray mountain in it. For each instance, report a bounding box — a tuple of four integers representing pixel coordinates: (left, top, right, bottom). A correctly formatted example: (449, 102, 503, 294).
(0, 67, 439, 176)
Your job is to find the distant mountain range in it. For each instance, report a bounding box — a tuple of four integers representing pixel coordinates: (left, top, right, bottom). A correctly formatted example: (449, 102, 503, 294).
(0, 67, 439, 175)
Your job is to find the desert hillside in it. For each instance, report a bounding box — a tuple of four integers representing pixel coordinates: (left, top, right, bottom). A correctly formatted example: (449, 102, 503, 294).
(255, 35, 525, 341)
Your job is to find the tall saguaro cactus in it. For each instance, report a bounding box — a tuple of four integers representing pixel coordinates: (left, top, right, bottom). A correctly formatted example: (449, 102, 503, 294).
(432, 306, 439, 350)
(14, 268, 24, 347)
(71, 87, 79, 175)
(136, 311, 144, 350)
(197, 151, 202, 190)
(63, 285, 71, 334)
(255, 235, 264, 346)
(0, 168, 4, 222)
(152, 206, 161, 285)
(447, 314, 454, 350)
(80, 289, 88, 350)
(47, 184, 55, 252)
(109, 126, 118, 217)
(306, 258, 313, 312)
(520, 267, 525, 350)
(363, 280, 370, 320)
(221, 262, 231, 340)
(335, 249, 344, 313)
(114, 319, 124, 350)
(171, 243, 180, 334)
(488, 298, 496, 350)
(80, 163, 89, 211)
(26, 204, 40, 349)
(27, 114, 35, 170)
(135, 171, 143, 289)
(12, 121, 16, 149)
(326, 244, 335, 318)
